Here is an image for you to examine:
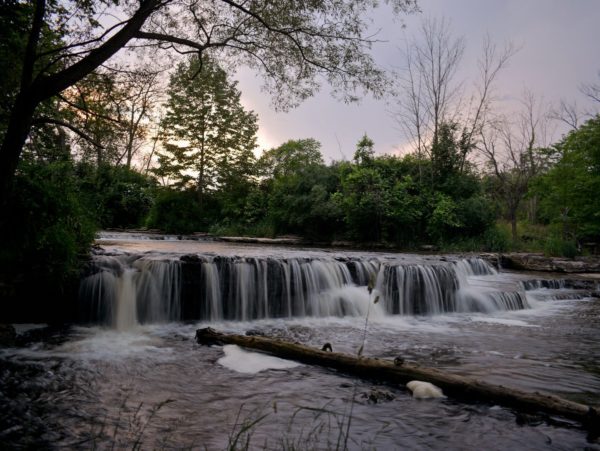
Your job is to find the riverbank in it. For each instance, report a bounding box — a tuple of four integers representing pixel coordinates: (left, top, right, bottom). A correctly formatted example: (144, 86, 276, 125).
(497, 253, 600, 273)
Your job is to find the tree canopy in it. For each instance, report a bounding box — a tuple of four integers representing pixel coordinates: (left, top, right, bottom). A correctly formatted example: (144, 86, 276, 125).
(154, 55, 258, 206)
(0, 0, 418, 204)
(536, 115, 600, 243)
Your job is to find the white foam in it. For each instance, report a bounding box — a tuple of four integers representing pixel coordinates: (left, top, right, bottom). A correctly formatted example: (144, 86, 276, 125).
(470, 317, 539, 328)
(51, 327, 175, 361)
(217, 344, 300, 374)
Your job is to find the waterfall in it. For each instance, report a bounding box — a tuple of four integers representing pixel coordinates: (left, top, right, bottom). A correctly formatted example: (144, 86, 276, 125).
(79, 256, 181, 328)
(115, 269, 137, 330)
(520, 279, 566, 290)
(79, 254, 527, 327)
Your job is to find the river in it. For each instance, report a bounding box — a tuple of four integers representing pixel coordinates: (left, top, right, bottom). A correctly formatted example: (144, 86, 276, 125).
(1, 233, 599, 449)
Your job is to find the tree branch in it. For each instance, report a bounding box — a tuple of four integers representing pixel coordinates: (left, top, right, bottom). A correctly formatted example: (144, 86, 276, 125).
(31, 116, 104, 148)
(57, 93, 122, 125)
(22, 0, 47, 89)
(33, 0, 163, 102)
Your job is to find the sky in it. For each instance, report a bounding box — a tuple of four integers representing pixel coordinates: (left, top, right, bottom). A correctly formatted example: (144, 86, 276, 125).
(234, 0, 600, 162)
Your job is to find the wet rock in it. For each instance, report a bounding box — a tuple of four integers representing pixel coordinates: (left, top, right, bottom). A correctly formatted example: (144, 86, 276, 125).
(516, 412, 544, 426)
(479, 253, 501, 269)
(219, 236, 303, 245)
(0, 324, 16, 346)
(245, 329, 266, 337)
(361, 388, 396, 404)
(180, 254, 202, 263)
(15, 325, 70, 347)
(500, 253, 600, 273)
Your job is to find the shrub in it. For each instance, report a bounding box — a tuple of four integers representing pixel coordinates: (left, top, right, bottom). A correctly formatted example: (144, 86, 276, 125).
(145, 189, 204, 234)
(77, 164, 155, 228)
(543, 236, 578, 258)
(0, 160, 96, 321)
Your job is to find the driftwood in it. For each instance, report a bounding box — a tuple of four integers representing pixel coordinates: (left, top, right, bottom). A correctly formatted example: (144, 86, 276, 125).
(196, 327, 599, 435)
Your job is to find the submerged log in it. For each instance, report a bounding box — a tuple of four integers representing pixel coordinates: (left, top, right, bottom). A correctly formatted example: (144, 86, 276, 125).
(196, 327, 599, 435)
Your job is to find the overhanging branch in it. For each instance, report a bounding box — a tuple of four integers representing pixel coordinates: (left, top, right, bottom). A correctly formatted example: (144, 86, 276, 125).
(32, 117, 104, 148)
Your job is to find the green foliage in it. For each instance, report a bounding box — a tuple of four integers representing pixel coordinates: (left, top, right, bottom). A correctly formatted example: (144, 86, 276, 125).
(67, 71, 127, 165)
(0, 160, 95, 278)
(209, 221, 275, 239)
(148, 55, 260, 233)
(535, 115, 600, 244)
(145, 189, 204, 234)
(455, 196, 496, 237)
(77, 164, 155, 228)
(0, 1, 28, 134)
(264, 140, 341, 239)
(259, 139, 324, 178)
(481, 225, 511, 252)
(543, 235, 578, 258)
(333, 137, 493, 245)
(155, 55, 258, 200)
(353, 134, 375, 165)
(438, 225, 510, 253)
(431, 122, 463, 184)
(0, 160, 96, 320)
(427, 194, 462, 241)
(334, 165, 390, 242)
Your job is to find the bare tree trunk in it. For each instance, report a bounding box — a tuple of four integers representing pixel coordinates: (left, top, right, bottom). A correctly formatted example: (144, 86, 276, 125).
(195, 328, 600, 434)
(509, 209, 518, 242)
(511, 218, 518, 242)
(125, 107, 136, 168)
(198, 139, 205, 211)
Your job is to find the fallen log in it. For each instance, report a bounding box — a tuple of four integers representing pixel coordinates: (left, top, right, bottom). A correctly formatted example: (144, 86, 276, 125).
(196, 327, 599, 436)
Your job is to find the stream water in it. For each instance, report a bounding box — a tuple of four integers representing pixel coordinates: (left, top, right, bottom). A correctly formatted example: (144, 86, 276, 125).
(1, 233, 599, 450)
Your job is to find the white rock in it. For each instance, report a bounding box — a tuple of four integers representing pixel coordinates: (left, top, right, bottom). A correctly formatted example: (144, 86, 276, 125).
(406, 380, 445, 399)
(217, 344, 301, 374)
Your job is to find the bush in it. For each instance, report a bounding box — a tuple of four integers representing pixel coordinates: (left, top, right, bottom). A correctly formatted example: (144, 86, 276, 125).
(209, 220, 275, 238)
(438, 224, 510, 253)
(544, 236, 578, 258)
(0, 160, 96, 321)
(481, 225, 511, 252)
(455, 196, 495, 237)
(145, 189, 204, 233)
(77, 164, 155, 228)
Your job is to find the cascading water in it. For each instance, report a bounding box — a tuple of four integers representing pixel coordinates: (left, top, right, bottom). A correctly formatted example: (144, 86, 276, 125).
(79, 252, 529, 328)
(79, 256, 181, 328)
(8, 234, 597, 450)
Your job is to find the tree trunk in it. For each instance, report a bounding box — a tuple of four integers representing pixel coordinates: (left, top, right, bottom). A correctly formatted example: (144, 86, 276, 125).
(508, 206, 518, 242)
(0, 95, 37, 206)
(197, 136, 206, 211)
(196, 328, 600, 435)
(511, 216, 517, 242)
(126, 108, 136, 168)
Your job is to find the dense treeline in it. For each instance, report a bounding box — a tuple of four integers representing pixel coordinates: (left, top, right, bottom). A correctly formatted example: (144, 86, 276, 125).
(154, 133, 498, 248)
